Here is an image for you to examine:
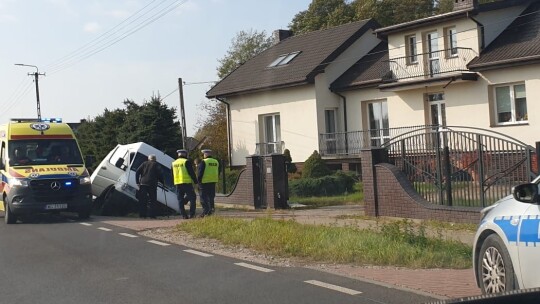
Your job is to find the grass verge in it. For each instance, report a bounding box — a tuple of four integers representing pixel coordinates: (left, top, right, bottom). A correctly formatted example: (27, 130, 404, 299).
(289, 183, 364, 207)
(177, 216, 472, 269)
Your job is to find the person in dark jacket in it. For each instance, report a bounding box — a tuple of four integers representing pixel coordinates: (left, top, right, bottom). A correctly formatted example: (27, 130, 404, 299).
(135, 154, 164, 218)
(197, 149, 219, 216)
(172, 149, 197, 219)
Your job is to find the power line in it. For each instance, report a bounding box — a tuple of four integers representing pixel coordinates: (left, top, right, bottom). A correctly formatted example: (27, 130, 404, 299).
(47, 0, 188, 75)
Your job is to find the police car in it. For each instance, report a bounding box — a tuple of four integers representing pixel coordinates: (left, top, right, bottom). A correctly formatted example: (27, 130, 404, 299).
(473, 177, 540, 294)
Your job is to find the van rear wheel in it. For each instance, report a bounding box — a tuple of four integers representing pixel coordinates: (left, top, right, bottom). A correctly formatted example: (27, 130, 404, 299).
(4, 201, 17, 224)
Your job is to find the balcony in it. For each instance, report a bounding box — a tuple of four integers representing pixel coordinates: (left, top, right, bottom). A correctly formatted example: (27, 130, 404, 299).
(256, 141, 285, 155)
(382, 48, 477, 82)
(319, 125, 435, 157)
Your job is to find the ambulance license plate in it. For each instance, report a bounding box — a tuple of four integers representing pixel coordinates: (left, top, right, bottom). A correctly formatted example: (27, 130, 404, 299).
(45, 204, 68, 210)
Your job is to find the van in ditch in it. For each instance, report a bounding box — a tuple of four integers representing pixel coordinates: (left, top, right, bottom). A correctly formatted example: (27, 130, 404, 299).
(0, 118, 93, 224)
(90, 142, 178, 216)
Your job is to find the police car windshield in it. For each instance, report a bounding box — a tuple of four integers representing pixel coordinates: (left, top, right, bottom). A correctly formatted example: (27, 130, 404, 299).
(8, 139, 84, 166)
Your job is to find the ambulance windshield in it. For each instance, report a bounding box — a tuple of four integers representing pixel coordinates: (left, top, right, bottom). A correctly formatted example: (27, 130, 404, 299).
(9, 139, 84, 166)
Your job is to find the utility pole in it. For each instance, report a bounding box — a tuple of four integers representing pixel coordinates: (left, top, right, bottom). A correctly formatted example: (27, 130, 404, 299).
(15, 64, 45, 120)
(178, 78, 187, 150)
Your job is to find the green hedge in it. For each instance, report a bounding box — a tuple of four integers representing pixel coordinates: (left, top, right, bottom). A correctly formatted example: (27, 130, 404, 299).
(217, 168, 241, 194)
(289, 171, 357, 197)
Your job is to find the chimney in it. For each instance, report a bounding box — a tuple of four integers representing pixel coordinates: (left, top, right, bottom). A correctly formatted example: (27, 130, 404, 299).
(453, 0, 479, 11)
(273, 29, 293, 45)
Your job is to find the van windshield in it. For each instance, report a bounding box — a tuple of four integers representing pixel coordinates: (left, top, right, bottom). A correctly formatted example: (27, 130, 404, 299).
(9, 139, 84, 166)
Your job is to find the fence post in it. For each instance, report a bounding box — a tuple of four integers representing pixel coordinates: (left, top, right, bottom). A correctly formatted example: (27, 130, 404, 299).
(435, 132, 444, 205)
(443, 146, 453, 206)
(536, 142, 540, 176)
(477, 134, 485, 207)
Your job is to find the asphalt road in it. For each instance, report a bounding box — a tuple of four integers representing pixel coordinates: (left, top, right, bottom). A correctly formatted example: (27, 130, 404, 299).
(0, 214, 436, 304)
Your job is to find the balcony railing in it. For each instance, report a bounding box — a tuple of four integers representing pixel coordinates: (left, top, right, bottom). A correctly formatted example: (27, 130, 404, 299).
(256, 141, 285, 155)
(381, 48, 476, 81)
(319, 125, 437, 157)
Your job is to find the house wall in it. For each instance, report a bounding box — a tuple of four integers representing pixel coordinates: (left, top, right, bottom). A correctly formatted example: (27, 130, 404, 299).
(386, 18, 480, 82)
(476, 4, 529, 48)
(228, 85, 319, 166)
(325, 29, 381, 84)
(340, 63, 540, 147)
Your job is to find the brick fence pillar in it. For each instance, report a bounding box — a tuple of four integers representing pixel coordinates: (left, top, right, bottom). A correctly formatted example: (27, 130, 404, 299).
(361, 148, 388, 217)
(263, 154, 289, 209)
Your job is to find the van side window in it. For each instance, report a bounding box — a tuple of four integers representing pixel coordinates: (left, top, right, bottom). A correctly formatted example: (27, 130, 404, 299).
(109, 147, 128, 169)
(130, 152, 148, 172)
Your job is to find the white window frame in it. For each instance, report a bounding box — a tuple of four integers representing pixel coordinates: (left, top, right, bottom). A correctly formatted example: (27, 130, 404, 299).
(493, 83, 528, 126)
(406, 34, 418, 64)
(267, 52, 300, 68)
(366, 100, 390, 147)
(446, 27, 458, 57)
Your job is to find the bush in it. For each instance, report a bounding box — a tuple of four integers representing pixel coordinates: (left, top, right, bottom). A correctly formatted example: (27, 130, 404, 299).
(217, 168, 241, 194)
(302, 150, 330, 178)
(289, 171, 356, 197)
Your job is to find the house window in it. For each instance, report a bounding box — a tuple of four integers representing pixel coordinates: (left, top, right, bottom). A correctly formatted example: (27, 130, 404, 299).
(367, 100, 389, 147)
(426, 31, 440, 76)
(494, 83, 528, 124)
(267, 52, 300, 68)
(260, 114, 281, 154)
(446, 27, 458, 57)
(324, 109, 337, 154)
(406, 35, 417, 64)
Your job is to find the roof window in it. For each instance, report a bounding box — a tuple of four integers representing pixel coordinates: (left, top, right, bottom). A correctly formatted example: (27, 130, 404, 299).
(267, 51, 300, 68)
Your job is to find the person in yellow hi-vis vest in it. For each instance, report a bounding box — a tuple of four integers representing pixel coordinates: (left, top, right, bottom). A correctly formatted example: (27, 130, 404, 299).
(172, 149, 198, 219)
(197, 149, 219, 216)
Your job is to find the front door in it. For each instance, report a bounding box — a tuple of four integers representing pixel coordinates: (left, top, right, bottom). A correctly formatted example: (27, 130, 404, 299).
(368, 100, 389, 147)
(91, 145, 129, 196)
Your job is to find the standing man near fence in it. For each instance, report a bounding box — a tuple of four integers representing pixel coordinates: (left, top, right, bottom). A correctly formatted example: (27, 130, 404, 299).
(172, 149, 197, 219)
(197, 149, 219, 217)
(135, 154, 164, 219)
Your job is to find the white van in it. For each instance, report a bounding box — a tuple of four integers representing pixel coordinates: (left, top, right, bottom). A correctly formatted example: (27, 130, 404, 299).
(90, 142, 179, 215)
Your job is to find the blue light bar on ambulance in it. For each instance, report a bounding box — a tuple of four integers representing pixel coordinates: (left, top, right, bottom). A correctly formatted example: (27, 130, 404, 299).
(41, 118, 62, 123)
(64, 181, 72, 186)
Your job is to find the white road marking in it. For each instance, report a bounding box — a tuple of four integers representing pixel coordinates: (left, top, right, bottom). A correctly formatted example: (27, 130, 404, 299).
(80, 223, 92, 226)
(147, 240, 170, 246)
(304, 280, 362, 295)
(119, 233, 138, 238)
(98, 227, 112, 232)
(184, 249, 213, 257)
(234, 262, 274, 273)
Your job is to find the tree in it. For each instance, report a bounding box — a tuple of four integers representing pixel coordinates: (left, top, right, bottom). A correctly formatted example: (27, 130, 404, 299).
(217, 29, 273, 79)
(197, 30, 273, 165)
(76, 94, 182, 168)
(118, 94, 182, 158)
(289, 0, 354, 34)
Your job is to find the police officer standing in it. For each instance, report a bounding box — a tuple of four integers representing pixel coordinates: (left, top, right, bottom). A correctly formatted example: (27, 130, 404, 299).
(135, 154, 164, 219)
(172, 149, 197, 219)
(197, 149, 219, 216)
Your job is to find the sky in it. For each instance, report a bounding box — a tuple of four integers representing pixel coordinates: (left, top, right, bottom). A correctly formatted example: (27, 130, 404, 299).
(0, 0, 311, 136)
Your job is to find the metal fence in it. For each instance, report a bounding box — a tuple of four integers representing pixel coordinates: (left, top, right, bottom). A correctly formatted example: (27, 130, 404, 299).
(319, 125, 436, 156)
(384, 126, 537, 207)
(255, 141, 285, 155)
(382, 48, 476, 81)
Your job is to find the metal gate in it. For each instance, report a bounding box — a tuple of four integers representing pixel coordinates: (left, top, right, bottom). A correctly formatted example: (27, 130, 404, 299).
(383, 126, 537, 207)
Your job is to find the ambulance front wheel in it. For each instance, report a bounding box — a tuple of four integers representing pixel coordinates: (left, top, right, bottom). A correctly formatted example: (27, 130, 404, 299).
(4, 199, 17, 224)
(78, 207, 91, 220)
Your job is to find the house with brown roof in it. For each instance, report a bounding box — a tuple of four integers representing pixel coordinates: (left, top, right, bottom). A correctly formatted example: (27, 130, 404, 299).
(331, 0, 539, 157)
(207, 20, 381, 167)
(207, 0, 539, 169)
